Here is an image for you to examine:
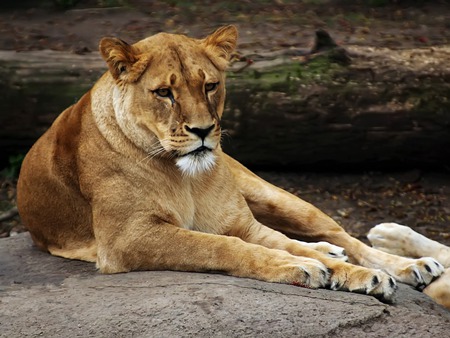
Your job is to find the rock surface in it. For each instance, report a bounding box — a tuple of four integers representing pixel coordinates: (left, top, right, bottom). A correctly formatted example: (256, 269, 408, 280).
(1, 233, 449, 337)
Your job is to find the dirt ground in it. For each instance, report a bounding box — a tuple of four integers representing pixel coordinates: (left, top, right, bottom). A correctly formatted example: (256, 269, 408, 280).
(1, 1, 450, 245)
(1, 1, 449, 53)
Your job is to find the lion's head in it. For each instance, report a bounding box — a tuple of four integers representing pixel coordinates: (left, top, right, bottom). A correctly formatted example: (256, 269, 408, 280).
(98, 25, 238, 176)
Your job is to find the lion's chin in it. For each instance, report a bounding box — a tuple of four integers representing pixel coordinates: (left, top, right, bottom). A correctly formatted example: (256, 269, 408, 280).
(175, 151, 217, 177)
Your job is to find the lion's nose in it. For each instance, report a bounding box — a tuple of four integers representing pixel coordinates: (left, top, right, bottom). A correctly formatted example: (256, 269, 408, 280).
(185, 124, 215, 140)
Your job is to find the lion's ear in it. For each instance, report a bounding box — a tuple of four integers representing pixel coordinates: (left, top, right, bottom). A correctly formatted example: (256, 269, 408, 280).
(203, 25, 238, 69)
(99, 37, 148, 82)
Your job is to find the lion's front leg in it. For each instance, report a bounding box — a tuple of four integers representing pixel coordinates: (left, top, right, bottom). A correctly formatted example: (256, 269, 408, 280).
(224, 154, 444, 288)
(229, 220, 397, 302)
(92, 209, 330, 289)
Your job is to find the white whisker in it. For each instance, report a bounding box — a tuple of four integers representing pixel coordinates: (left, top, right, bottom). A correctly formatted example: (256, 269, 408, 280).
(139, 138, 170, 164)
(220, 129, 232, 144)
(139, 153, 152, 165)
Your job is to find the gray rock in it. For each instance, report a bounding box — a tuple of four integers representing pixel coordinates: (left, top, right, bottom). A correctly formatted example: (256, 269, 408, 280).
(1, 233, 449, 337)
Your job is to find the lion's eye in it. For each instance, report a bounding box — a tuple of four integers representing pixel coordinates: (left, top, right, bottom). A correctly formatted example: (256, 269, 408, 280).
(205, 82, 219, 92)
(154, 88, 172, 98)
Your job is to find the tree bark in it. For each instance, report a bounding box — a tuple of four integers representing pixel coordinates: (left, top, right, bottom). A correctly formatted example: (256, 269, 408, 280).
(1, 45, 449, 169)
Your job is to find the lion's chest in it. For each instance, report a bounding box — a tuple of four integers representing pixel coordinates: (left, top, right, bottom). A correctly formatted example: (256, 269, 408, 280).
(174, 179, 239, 235)
(177, 192, 227, 235)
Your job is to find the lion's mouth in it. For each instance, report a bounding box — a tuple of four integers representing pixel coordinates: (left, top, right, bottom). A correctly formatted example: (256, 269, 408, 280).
(182, 145, 212, 157)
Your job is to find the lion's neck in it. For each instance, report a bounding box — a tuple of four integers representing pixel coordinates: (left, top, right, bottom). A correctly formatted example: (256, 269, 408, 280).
(91, 77, 151, 160)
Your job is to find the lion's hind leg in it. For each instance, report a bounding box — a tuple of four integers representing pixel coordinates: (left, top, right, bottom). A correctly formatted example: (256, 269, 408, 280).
(368, 222, 450, 268)
(48, 241, 98, 263)
(368, 222, 450, 309)
(225, 154, 444, 289)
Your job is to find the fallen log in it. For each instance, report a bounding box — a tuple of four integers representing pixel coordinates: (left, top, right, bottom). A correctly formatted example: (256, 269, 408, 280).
(1, 37, 449, 170)
(223, 42, 450, 169)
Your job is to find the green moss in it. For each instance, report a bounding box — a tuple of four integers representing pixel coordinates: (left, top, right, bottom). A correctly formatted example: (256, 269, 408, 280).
(296, 55, 345, 83)
(410, 87, 450, 124)
(227, 56, 345, 95)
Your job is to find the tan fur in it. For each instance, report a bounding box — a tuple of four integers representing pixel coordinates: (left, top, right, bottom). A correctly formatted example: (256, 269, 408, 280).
(17, 26, 443, 302)
(424, 269, 450, 309)
(369, 223, 450, 309)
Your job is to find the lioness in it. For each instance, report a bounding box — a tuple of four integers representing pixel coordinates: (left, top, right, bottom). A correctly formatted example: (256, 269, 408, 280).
(17, 26, 443, 302)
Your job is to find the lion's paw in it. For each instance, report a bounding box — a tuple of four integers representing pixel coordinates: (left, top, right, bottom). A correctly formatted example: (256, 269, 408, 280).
(368, 223, 445, 287)
(395, 257, 444, 287)
(282, 257, 330, 289)
(328, 265, 397, 303)
(295, 240, 348, 261)
(367, 222, 415, 257)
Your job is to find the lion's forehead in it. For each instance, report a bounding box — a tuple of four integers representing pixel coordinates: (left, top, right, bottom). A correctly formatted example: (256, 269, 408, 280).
(137, 34, 218, 84)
